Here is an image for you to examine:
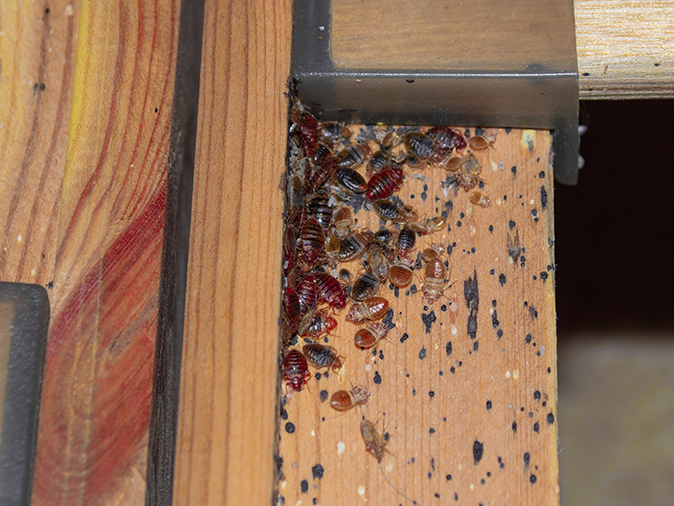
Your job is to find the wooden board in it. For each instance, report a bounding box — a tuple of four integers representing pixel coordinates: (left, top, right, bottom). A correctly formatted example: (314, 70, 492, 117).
(0, 0, 80, 286)
(277, 127, 559, 505)
(171, 1, 293, 505)
(31, 0, 181, 504)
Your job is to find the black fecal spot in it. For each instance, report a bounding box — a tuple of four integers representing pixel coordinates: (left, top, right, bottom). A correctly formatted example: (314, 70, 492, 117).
(412, 388, 417, 396)
(429, 391, 435, 398)
(285, 422, 296, 434)
(373, 371, 382, 384)
(379, 350, 384, 360)
(524, 452, 530, 467)
(533, 422, 540, 433)
(473, 341, 479, 351)
(422, 311, 437, 334)
(488, 225, 493, 233)
(486, 400, 492, 411)
(498, 273, 506, 286)
(547, 412, 555, 424)
(475, 127, 485, 135)
(540, 186, 548, 210)
(464, 269, 479, 310)
(315, 372, 321, 380)
(529, 305, 538, 319)
(480, 479, 485, 485)
(455, 493, 459, 500)
(382, 308, 395, 328)
(540, 271, 548, 281)
(394, 287, 400, 298)
(525, 334, 533, 344)
(512, 421, 517, 434)
(478, 181, 485, 189)
(530, 474, 537, 484)
(498, 456, 504, 469)
(467, 314, 478, 340)
(492, 311, 500, 328)
(456, 220, 462, 227)
(492, 300, 497, 307)
(410, 284, 418, 294)
(419, 347, 427, 359)
(280, 406, 288, 420)
(289, 335, 298, 346)
(450, 367, 455, 373)
(431, 458, 436, 471)
(496, 329, 503, 338)
(473, 440, 484, 464)
(509, 220, 516, 229)
(446, 341, 452, 356)
(301, 480, 309, 493)
(429, 427, 436, 435)
(400, 333, 409, 344)
(511, 166, 517, 177)
(447, 244, 453, 256)
(312, 464, 324, 479)
(446, 474, 452, 481)
(445, 199, 454, 212)
(441, 304, 447, 312)
(320, 390, 328, 402)
(489, 269, 494, 275)
(460, 212, 465, 219)
(534, 390, 541, 400)
(538, 171, 545, 178)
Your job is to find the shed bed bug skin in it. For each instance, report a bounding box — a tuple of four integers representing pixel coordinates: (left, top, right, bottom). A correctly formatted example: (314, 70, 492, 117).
(330, 386, 371, 412)
(469, 190, 491, 208)
(422, 257, 451, 304)
(360, 419, 389, 463)
(354, 322, 391, 350)
(283, 349, 311, 394)
(363, 245, 391, 283)
(297, 309, 338, 338)
(302, 343, 344, 372)
(346, 297, 389, 324)
(467, 132, 497, 151)
(332, 207, 353, 239)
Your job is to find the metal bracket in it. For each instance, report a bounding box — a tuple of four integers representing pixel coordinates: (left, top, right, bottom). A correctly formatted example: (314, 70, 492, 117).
(292, 0, 579, 184)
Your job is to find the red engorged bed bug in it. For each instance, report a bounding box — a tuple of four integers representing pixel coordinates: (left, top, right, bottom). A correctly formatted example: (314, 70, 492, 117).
(330, 386, 371, 412)
(297, 309, 338, 339)
(365, 166, 404, 201)
(354, 322, 390, 350)
(427, 125, 467, 154)
(298, 217, 325, 268)
(295, 275, 317, 315)
(283, 349, 311, 394)
(302, 343, 344, 372)
(345, 297, 389, 324)
(313, 272, 347, 310)
(297, 111, 319, 158)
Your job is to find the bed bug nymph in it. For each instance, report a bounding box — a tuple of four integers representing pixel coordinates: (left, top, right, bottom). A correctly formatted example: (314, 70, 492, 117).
(282, 349, 311, 395)
(330, 386, 371, 412)
(302, 343, 344, 372)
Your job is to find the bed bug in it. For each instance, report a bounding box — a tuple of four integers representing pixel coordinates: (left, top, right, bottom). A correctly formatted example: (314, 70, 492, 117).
(297, 112, 319, 158)
(403, 131, 436, 160)
(283, 349, 311, 394)
(307, 189, 334, 229)
(409, 216, 447, 236)
(298, 217, 325, 268)
(421, 244, 443, 262)
(306, 156, 338, 194)
(282, 285, 301, 341)
(439, 155, 462, 174)
(373, 229, 394, 244)
(330, 386, 371, 412)
(312, 142, 333, 164)
(455, 153, 483, 192)
(324, 231, 341, 264)
(467, 132, 497, 151)
(361, 419, 389, 463)
(320, 121, 351, 141)
(354, 322, 390, 349)
(351, 272, 381, 302)
(302, 343, 344, 372)
(338, 232, 368, 262)
(427, 125, 467, 153)
(396, 226, 416, 259)
(336, 167, 367, 194)
(345, 297, 389, 324)
(338, 268, 353, 284)
(422, 257, 451, 304)
(335, 142, 372, 169)
(367, 150, 393, 176)
(365, 166, 404, 201)
(372, 199, 418, 223)
(283, 227, 298, 275)
(313, 272, 347, 309)
(388, 261, 414, 288)
(469, 190, 491, 208)
(295, 275, 317, 315)
(332, 207, 354, 239)
(297, 309, 337, 338)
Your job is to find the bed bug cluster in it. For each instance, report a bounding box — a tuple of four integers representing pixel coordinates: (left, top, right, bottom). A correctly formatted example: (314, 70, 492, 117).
(281, 97, 497, 475)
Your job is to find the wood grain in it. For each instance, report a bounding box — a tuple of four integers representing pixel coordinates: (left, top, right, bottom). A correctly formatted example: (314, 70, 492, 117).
(31, 0, 180, 504)
(171, 1, 293, 505)
(278, 128, 559, 505)
(330, 0, 674, 99)
(0, 1, 80, 286)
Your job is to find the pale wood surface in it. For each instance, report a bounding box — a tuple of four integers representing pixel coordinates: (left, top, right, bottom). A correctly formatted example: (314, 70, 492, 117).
(31, 0, 180, 504)
(171, 1, 293, 505)
(277, 128, 559, 505)
(331, 0, 674, 99)
(0, 1, 80, 286)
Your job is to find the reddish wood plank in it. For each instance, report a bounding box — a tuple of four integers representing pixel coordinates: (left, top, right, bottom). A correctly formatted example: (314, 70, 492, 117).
(32, 1, 180, 504)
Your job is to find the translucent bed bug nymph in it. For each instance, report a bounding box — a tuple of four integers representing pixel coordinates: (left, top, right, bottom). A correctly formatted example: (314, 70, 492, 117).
(330, 386, 371, 412)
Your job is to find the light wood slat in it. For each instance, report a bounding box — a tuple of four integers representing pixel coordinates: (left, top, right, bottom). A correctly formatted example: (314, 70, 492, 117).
(172, 0, 293, 505)
(277, 128, 559, 505)
(31, 0, 181, 504)
(575, 0, 674, 99)
(0, 1, 80, 286)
